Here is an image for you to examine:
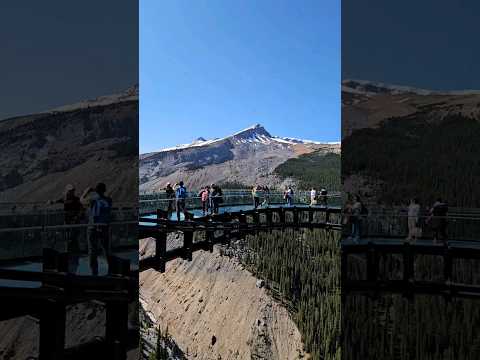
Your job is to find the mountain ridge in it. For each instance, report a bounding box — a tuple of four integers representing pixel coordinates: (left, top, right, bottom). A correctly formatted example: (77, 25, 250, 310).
(139, 124, 339, 191)
(145, 123, 338, 155)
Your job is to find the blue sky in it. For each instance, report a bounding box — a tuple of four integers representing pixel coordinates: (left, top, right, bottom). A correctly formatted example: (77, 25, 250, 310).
(140, 0, 340, 153)
(343, 0, 480, 91)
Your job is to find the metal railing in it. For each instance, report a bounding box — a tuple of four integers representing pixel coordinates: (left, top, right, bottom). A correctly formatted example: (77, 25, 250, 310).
(139, 190, 342, 214)
(0, 208, 138, 260)
(342, 208, 480, 242)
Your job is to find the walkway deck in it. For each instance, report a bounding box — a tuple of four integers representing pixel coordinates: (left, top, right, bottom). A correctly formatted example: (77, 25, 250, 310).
(139, 205, 342, 272)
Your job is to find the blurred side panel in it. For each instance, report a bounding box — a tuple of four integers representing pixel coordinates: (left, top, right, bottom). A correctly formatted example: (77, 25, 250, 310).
(0, 1, 139, 359)
(342, 1, 480, 359)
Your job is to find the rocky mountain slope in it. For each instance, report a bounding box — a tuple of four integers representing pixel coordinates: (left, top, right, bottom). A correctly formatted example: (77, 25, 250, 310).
(139, 239, 307, 360)
(140, 124, 339, 192)
(0, 86, 138, 204)
(0, 302, 139, 360)
(342, 79, 480, 139)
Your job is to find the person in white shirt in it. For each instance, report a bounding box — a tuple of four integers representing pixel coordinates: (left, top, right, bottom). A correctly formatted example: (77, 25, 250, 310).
(406, 198, 421, 242)
(310, 188, 317, 206)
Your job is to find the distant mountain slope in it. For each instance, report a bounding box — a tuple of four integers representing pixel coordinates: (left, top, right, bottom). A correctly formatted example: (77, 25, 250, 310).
(274, 151, 340, 191)
(342, 80, 480, 206)
(342, 79, 480, 139)
(0, 86, 138, 203)
(140, 124, 339, 192)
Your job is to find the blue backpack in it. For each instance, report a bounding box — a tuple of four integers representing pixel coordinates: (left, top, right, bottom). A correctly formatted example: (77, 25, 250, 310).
(176, 186, 187, 199)
(92, 196, 112, 224)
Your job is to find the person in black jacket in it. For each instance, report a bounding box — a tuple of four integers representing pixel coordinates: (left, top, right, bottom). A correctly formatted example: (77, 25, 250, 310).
(49, 184, 84, 273)
(165, 183, 175, 218)
(428, 198, 448, 243)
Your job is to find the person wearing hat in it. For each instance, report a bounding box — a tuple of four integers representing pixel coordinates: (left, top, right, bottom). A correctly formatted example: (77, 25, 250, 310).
(49, 184, 84, 273)
(165, 182, 175, 218)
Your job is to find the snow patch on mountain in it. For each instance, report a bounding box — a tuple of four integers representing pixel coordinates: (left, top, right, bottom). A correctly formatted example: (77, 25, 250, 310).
(151, 124, 338, 153)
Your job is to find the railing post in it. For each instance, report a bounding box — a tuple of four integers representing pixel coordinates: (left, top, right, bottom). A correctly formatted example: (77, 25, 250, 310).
(106, 258, 130, 360)
(43, 248, 59, 271)
(444, 245, 452, 282)
(366, 242, 377, 282)
(341, 249, 348, 287)
(183, 230, 193, 261)
(39, 299, 66, 360)
(403, 242, 414, 283)
(155, 232, 167, 273)
(206, 228, 214, 252)
(252, 210, 260, 226)
(293, 207, 299, 225)
(238, 213, 247, 236)
(223, 226, 231, 245)
(325, 208, 331, 224)
(58, 252, 70, 273)
(279, 207, 285, 225)
(265, 209, 273, 226)
(308, 208, 314, 224)
(39, 249, 65, 360)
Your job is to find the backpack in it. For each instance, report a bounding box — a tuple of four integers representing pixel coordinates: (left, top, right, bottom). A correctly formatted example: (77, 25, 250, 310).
(92, 196, 112, 224)
(176, 186, 187, 199)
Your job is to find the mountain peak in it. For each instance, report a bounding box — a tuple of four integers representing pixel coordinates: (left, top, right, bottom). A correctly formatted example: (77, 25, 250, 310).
(232, 124, 271, 137)
(150, 123, 339, 153)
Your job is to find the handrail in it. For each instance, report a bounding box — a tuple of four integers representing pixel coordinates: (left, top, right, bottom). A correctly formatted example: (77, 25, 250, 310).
(0, 220, 138, 233)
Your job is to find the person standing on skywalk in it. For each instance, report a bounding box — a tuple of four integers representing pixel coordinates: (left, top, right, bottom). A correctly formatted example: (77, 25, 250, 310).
(175, 181, 187, 221)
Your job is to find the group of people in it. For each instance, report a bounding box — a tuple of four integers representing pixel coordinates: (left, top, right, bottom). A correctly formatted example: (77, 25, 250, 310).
(283, 186, 294, 206)
(310, 187, 328, 206)
(406, 197, 448, 243)
(198, 184, 224, 215)
(344, 194, 449, 244)
(343, 195, 368, 243)
(252, 185, 270, 209)
(49, 182, 113, 275)
(165, 181, 225, 219)
(164, 181, 190, 220)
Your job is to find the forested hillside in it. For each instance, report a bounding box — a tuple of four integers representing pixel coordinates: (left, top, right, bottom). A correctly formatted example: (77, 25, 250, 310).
(274, 151, 341, 191)
(241, 228, 341, 359)
(343, 114, 480, 206)
(344, 251, 480, 359)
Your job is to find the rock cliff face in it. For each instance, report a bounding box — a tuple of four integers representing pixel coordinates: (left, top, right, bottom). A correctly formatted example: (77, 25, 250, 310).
(0, 87, 138, 203)
(139, 242, 307, 360)
(140, 124, 339, 191)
